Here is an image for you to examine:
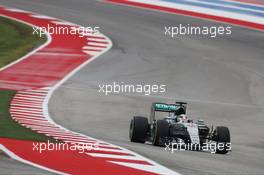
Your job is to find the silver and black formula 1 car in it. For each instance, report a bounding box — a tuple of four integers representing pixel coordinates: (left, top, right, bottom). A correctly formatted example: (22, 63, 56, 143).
(129, 102, 231, 154)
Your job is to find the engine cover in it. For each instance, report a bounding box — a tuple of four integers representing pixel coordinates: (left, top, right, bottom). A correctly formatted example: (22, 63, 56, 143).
(170, 123, 200, 144)
(182, 123, 200, 144)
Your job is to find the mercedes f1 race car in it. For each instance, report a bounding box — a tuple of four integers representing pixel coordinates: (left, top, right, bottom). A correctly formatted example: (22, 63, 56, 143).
(129, 102, 231, 154)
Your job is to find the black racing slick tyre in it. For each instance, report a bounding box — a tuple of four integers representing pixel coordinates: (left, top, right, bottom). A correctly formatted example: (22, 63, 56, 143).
(214, 126, 231, 154)
(129, 116, 148, 143)
(153, 120, 169, 146)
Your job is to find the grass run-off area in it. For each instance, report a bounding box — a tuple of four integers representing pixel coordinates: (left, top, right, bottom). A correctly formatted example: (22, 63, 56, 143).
(0, 16, 53, 142)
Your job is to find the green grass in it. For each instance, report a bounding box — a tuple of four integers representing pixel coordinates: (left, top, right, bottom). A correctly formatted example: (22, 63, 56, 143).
(0, 91, 54, 141)
(0, 17, 54, 142)
(0, 16, 46, 68)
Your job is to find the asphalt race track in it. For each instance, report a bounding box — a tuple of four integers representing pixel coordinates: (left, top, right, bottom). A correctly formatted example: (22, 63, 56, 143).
(0, 152, 55, 175)
(0, 0, 264, 175)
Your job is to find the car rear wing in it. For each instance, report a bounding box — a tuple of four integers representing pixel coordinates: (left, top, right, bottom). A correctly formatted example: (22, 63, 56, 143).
(152, 103, 180, 112)
(150, 102, 187, 123)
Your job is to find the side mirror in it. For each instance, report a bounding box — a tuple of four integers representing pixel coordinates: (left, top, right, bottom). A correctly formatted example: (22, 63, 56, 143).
(197, 119, 204, 124)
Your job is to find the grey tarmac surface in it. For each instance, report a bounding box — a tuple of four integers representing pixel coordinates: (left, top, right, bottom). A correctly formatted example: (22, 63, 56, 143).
(0, 0, 264, 175)
(0, 151, 55, 175)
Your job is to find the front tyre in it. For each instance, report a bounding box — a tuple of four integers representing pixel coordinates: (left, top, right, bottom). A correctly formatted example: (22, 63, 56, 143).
(214, 126, 231, 154)
(153, 120, 169, 146)
(129, 116, 148, 143)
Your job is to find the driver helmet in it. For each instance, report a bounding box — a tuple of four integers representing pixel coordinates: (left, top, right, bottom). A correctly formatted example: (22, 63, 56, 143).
(178, 114, 188, 123)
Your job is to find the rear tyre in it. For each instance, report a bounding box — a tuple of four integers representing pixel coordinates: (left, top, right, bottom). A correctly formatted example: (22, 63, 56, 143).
(129, 116, 148, 143)
(153, 120, 169, 146)
(214, 126, 231, 154)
